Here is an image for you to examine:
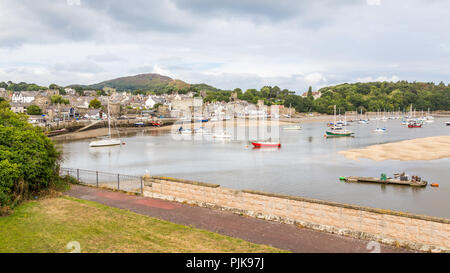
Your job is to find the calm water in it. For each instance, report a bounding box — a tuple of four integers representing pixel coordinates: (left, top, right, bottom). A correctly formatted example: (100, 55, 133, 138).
(59, 118, 450, 218)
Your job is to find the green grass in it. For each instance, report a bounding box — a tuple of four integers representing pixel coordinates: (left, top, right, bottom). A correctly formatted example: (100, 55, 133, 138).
(0, 196, 288, 253)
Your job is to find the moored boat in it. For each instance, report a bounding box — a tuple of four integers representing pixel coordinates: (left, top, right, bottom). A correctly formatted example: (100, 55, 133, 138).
(343, 172, 427, 187)
(89, 138, 122, 147)
(408, 122, 422, 128)
(325, 105, 354, 137)
(373, 110, 387, 133)
(283, 125, 302, 130)
(251, 141, 281, 148)
(213, 131, 232, 138)
(325, 128, 354, 137)
(89, 99, 121, 147)
(373, 127, 386, 133)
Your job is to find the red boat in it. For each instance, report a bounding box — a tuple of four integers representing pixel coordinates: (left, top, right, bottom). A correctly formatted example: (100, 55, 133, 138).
(251, 142, 281, 148)
(151, 122, 161, 126)
(408, 122, 422, 128)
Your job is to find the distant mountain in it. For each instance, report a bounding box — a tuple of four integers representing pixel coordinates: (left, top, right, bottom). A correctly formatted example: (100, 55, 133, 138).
(65, 73, 225, 94)
(71, 73, 191, 92)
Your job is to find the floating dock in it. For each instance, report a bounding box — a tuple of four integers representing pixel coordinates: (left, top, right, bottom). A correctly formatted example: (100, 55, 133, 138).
(344, 176, 428, 187)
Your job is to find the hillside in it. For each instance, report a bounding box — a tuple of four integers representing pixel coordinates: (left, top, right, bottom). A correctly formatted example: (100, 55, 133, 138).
(83, 73, 191, 92)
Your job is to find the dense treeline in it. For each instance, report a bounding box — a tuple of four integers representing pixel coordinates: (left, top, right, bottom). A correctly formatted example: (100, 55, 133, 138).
(311, 81, 450, 114)
(0, 81, 47, 91)
(194, 81, 450, 114)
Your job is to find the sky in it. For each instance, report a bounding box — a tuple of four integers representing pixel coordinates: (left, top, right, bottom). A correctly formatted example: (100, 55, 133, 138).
(0, 0, 449, 93)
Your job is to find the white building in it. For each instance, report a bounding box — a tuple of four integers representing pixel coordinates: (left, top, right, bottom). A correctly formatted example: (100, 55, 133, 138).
(11, 91, 38, 104)
(84, 109, 105, 120)
(145, 96, 156, 109)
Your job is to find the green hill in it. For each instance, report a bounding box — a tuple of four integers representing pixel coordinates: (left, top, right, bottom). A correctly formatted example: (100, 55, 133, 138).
(85, 73, 190, 92)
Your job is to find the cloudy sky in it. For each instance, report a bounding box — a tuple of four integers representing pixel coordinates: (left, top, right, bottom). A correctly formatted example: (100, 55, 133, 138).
(0, 0, 449, 93)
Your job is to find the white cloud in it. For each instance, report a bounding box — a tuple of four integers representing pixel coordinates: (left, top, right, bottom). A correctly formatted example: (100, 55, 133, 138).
(305, 73, 326, 86)
(356, 75, 400, 83)
(366, 0, 381, 6)
(0, 0, 449, 90)
(152, 65, 173, 78)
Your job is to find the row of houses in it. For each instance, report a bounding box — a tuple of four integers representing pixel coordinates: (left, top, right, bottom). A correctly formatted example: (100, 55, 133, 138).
(2, 88, 293, 124)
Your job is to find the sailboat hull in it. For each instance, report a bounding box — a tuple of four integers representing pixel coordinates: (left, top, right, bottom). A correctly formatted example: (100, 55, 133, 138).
(325, 131, 353, 137)
(252, 142, 281, 147)
(89, 139, 121, 147)
(283, 125, 302, 130)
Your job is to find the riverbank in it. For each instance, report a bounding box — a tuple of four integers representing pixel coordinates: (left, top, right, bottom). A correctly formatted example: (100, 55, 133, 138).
(50, 125, 170, 142)
(339, 135, 450, 161)
(0, 195, 285, 253)
(50, 116, 333, 142)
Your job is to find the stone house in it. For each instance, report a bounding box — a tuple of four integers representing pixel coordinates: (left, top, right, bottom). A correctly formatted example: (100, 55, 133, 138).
(10, 102, 29, 113)
(0, 88, 8, 100)
(64, 88, 76, 96)
(84, 109, 104, 120)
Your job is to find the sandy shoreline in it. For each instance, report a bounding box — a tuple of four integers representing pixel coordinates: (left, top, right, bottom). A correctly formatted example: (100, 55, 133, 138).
(339, 135, 450, 161)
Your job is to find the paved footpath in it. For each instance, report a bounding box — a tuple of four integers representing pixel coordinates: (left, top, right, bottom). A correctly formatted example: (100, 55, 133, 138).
(65, 185, 412, 253)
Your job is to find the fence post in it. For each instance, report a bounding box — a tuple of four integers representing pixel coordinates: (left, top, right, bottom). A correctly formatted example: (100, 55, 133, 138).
(96, 171, 99, 187)
(141, 176, 143, 194)
(77, 169, 80, 182)
(117, 173, 120, 190)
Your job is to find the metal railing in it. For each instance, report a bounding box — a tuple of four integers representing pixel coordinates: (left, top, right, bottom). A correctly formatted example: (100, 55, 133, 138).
(60, 167, 143, 194)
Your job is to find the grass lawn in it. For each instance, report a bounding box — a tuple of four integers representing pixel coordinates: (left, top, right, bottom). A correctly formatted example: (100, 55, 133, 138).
(0, 196, 288, 253)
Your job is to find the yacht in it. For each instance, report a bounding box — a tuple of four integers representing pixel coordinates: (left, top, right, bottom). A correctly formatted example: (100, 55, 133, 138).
(89, 99, 121, 147)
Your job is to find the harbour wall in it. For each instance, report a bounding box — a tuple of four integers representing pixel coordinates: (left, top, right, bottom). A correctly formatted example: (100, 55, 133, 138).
(142, 175, 450, 252)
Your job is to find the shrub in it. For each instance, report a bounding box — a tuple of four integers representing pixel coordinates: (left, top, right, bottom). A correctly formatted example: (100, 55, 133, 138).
(26, 104, 42, 115)
(0, 103, 61, 211)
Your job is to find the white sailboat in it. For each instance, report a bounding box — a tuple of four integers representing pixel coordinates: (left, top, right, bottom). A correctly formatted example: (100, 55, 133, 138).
(213, 130, 232, 138)
(373, 110, 387, 133)
(358, 108, 368, 124)
(89, 99, 121, 147)
(425, 108, 434, 123)
(283, 105, 302, 130)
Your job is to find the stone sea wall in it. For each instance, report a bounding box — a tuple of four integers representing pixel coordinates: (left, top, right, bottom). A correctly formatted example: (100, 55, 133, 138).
(142, 175, 450, 252)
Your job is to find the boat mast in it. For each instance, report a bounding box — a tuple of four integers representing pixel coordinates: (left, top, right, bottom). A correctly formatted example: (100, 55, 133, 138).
(289, 103, 292, 122)
(334, 105, 336, 126)
(107, 98, 111, 138)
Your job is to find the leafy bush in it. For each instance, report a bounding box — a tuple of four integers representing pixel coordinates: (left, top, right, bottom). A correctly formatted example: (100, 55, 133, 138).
(0, 103, 61, 212)
(26, 105, 42, 115)
(89, 98, 102, 109)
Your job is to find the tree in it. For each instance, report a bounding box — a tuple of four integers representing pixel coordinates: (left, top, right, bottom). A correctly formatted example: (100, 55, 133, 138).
(26, 105, 42, 115)
(74, 86, 84, 96)
(50, 95, 69, 105)
(0, 103, 60, 210)
(89, 98, 102, 109)
(96, 90, 107, 96)
(307, 86, 313, 99)
(49, 83, 59, 90)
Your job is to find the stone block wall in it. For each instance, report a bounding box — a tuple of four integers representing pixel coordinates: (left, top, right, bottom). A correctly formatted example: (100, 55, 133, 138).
(143, 175, 450, 252)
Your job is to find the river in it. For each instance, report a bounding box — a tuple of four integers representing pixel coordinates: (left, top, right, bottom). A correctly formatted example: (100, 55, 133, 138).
(58, 117, 450, 218)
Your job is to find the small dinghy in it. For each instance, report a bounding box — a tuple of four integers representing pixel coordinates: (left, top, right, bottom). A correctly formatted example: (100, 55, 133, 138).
(251, 141, 281, 148)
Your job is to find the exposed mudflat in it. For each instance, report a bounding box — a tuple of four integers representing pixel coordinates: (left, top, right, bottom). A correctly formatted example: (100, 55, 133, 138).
(339, 135, 450, 161)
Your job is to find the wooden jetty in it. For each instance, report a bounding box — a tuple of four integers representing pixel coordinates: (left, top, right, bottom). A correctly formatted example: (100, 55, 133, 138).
(344, 176, 427, 187)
